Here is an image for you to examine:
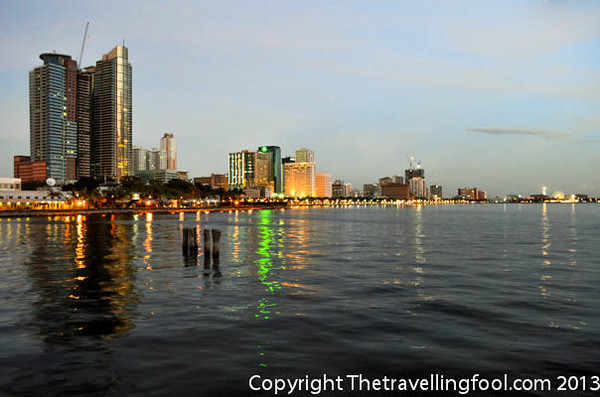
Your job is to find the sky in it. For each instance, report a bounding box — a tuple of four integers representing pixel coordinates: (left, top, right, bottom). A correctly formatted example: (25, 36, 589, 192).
(0, 0, 599, 197)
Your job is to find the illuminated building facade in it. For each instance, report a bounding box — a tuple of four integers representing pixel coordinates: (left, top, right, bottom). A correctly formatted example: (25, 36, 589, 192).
(27, 53, 79, 183)
(255, 151, 272, 188)
(257, 146, 282, 193)
(284, 162, 315, 197)
(457, 187, 486, 200)
(405, 162, 427, 199)
(160, 133, 177, 170)
(91, 45, 132, 180)
(430, 184, 443, 199)
(228, 150, 256, 188)
(315, 173, 332, 198)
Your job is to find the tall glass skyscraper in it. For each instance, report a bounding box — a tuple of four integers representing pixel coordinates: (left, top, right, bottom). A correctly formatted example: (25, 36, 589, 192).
(29, 53, 79, 183)
(257, 145, 282, 193)
(91, 45, 132, 180)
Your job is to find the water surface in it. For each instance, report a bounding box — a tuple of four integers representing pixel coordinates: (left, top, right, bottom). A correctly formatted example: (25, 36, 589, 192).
(0, 205, 599, 395)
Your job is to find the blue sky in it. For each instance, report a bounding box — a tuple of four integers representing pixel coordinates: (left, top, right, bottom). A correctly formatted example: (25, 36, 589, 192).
(1, 0, 599, 196)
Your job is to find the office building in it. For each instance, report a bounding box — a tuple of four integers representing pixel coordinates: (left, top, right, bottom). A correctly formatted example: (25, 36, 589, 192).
(405, 161, 427, 199)
(76, 68, 92, 178)
(295, 148, 314, 163)
(257, 146, 282, 193)
(91, 45, 132, 180)
(332, 180, 345, 198)
(14, 156, 47, 182)
(379, 177, 393, 187)
(194, 174, 229, 190)
(133, 146, 148, 172)
(26, 52, 80, 183)
(255, 151, 272, 188)
(147, 148, 167, 171)
(382, 183, 410, 200)
(284, 162, 315, 197)
(228, 150, 256, 188)
(458, 187, 479, 200)
(363, 184, 379, 198)
(315, 173, 332, 198)
(430, 184, 443, 199)
(160, 133, 177, 170)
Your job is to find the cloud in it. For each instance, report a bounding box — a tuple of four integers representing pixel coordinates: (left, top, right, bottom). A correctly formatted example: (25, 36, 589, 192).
(466, 127, 571, 140)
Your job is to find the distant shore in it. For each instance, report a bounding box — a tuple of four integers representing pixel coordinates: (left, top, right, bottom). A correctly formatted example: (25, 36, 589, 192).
(1, 200, 597, 219)
(0, 203, 288, 218)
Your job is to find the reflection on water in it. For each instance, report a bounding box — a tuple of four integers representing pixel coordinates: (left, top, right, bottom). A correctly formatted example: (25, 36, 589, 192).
(1, 206, 599, 395)
(25, 217, 138, 347)
(254, 210, 283, 368)
(540, 203, 551, 299)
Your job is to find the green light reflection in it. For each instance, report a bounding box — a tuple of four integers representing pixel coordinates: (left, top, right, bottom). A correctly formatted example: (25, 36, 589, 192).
(254, 210, 284, 368)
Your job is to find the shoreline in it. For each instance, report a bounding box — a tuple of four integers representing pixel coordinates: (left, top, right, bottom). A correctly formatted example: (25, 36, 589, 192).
(0, 204, 288, 218)
(0, 201, 595, 218)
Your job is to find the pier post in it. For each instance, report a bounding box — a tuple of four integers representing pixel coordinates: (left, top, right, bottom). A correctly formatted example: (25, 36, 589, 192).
(182, 227, 198, 257)
(212, 229, 221, 259)
(203, 228, 211, 259)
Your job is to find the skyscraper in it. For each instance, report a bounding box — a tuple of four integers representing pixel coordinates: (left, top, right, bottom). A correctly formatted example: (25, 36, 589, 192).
(228, 150, 256, 188)
(284, 162, 316, 197)
(132, 146, 148, 172)
(91, 45, 132, 180)
(160, 133, 177, 170)
(315, 173, 332, 198)
(405, 161, 427, 199)
(76, 68, 92, 178)
(257, 146, 282, 193)
(28, 52, 79, 183)
(295, 148, 314, 163)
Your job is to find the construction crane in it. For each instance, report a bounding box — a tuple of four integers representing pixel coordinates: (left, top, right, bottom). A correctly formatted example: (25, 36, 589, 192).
(77, 22, 90, 69)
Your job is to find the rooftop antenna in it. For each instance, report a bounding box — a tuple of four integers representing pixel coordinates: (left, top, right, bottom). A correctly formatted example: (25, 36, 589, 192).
(78, 22, 90, 69)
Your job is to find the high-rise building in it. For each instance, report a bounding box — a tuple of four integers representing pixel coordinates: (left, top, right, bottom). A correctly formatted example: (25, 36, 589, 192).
(27, 52, 79, 183)
(405, 161, 427, 199)
(228, 150, 256, 188)
(133, 146, 148, 172)
(284, 147, 315, 197)
(458, 187, 479, 200)
(430, 184, 443, 199)
(160, 133, 177, 170)
(254, 151, 272, 188)
(284, 162, 315, 197)
(315, 173, 332, 198)
(295, 148, 314, 163)
(363, 184, 379, 198)
(147, 148, 167, 171)
(257, 146, 282, 193)
(76, 68, 92, 178)
(91, 45, 132, 180)
(332, 180, 345, 198)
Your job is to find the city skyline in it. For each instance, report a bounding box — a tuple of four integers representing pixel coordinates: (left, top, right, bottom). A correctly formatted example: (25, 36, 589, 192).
(1, 1, 599, 196)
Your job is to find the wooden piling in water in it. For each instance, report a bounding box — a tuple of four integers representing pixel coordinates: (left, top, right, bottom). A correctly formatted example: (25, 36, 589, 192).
(182, 227, 198, 256)
(203, 229, 211, 257)
(212, 229, 221, 259)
